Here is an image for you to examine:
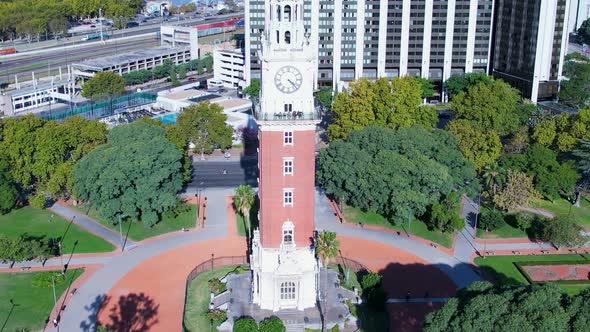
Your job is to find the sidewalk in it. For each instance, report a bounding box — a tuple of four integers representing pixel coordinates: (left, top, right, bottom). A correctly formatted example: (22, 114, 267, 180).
(50, 202, 135, 248)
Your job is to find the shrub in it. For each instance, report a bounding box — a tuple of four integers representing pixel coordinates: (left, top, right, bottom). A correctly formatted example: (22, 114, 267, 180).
(259, 316, 285, 332)
(361, 272, 382, 292)
(32, 271, 65, 288)
(514, 212, 535, 230)
(208, 278, 226, 295)
(29, 193, 47, 209)
(330, 324, 341, 332)
(207, 309, 227, 322)
(479, 207, 504, 231)
(233, 316, 258, 332)
(162, 200, 192, 219)
(542, 216, 587, 248)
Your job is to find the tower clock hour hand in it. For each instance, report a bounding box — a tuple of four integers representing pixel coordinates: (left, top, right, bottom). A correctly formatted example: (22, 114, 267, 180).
(288, 79, 297, 87)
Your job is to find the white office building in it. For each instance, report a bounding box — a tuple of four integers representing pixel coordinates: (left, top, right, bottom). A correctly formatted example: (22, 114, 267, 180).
(245, 0, 494, 98)
(569, 0, 590, 34)
(213, 49, 246, 88)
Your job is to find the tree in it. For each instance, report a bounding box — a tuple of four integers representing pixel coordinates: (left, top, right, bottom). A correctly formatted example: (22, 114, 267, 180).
(328, 77, 437, 140)
(233, 317, 258, 332)
(451, 80, 522, 136)
(526, 144, 579, 201)
(317, 126, 477, 222)
(542, 216, 587, 248)
(175, 102, 233, 159)
(447, 120, 502, 171)
(315, 88, 333, 113)
(573, 139, 590, 180)
(0, 157, 16, 214)
(315, 230, 339, 332)
(578, 17, 590, 48)
(72, 122, 183, 226)
(494, 170, 539, 210)
(416, 77, 435, 98)
(478, 207, 504, 231)
(424, 282, 578, 332)
(482, 162, 505, 196)
(444, 72, 492, 99)
(242, 79, 260, 98)
(81, 72, 125, 102)
(427, 192, 463, 233)
(233, 185, 255, 239)
(559, 60, 590, 108)
(259, 316, 285, 332)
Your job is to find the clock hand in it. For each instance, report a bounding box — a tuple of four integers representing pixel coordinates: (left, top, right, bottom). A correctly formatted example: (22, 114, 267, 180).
(288, 79, 297, 87)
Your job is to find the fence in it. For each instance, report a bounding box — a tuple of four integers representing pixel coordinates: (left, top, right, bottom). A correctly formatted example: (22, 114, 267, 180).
(39, 92, 157, 121)
(330, 256, 368, 272)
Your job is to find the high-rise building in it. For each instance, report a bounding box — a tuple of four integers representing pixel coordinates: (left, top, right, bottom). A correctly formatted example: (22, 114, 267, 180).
(249, 0, 320, 311)
(245, 0, 494, 99)
(569, 0, 590, 34)
(491, 0, 570, 103)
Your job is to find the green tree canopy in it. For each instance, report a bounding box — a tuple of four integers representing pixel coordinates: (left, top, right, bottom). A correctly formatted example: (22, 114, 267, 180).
(175, 102, 233, 159)
(559, 59, 590, 108)
(447, 119, 502, 171)
(0, 156, 17, 214)
(525, 144, 579, 201)
(424, 282, 587, 332)
(532, 109, 590, 152)
(315, 231, 339, 264)
(72, 122, 183, 226)
(258, 316, 285, 332)
(493, 170, 539, 210)
(543, 216, 588, 248)
(451, 79, 523, 136)
(234, 185, 255, 239)
(242, 78, 260, 98)
(317, 126, 477, 222)
(327, 77, 437, 140)
(81, 71, 125, 102)
(444, 72, 492, 99)
(426, 191, 463, 233)
(578, 18, 590, 49)
(233, 317, 258, 332)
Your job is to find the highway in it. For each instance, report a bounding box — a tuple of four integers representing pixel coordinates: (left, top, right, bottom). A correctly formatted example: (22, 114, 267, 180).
(0, 14, 239, 80)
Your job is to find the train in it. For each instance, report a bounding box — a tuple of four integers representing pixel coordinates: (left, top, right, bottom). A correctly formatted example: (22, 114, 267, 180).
(0, 47, 17, 55)
(194, 17, 244, 37)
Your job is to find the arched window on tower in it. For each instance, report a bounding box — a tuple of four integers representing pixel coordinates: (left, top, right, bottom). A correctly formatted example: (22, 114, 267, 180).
(284, 5, 292, 22)
(285, 31, 291, 44)
(282, 221, 294, 247)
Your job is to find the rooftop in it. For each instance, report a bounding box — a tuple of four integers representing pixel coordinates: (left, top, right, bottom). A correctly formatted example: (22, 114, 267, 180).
(71, 47, 190, 70)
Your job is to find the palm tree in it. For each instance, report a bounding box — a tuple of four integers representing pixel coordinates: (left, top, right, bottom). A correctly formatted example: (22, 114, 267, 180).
(315, 231, 340, 332)
(233, 184, 255, 239)
(482, 162, 504, 196)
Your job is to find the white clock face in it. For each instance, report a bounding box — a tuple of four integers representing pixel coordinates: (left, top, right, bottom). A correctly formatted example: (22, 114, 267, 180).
(274, 66, 303, 94)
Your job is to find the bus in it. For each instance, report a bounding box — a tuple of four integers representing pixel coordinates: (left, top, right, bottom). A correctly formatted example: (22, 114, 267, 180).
(81, 33, 110, 41)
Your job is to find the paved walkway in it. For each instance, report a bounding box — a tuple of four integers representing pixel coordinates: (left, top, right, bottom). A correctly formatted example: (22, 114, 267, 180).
(50, 202, 134, 248)
(43, 188, 234, 332)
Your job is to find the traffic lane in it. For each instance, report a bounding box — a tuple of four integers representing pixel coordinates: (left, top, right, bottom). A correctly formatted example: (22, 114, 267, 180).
(191, 160, 258, 189)
(0, 38, 158, 72)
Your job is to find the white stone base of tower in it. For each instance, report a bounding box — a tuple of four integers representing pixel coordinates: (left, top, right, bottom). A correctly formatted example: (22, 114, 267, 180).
(250, 230, 319, 312)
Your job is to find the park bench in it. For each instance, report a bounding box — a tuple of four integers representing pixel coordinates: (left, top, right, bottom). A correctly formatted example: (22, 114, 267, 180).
(512, 251, 521, 255)
(21, 266, 31, 271)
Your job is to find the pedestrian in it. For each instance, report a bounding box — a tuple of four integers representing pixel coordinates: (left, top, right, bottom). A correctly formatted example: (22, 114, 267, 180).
(53, 318, 58, 327)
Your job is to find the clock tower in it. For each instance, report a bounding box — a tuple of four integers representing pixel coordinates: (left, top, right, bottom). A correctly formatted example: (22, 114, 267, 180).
(250, 0, 320, 312)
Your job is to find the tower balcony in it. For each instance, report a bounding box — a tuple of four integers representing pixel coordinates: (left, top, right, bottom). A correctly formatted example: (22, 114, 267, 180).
(253, 103, 321, 124)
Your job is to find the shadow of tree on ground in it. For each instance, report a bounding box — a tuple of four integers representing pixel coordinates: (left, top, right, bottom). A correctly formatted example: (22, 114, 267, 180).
(102, 293, 159, 332)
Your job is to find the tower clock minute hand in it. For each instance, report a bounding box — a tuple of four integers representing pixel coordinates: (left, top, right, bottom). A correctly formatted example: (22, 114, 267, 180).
(288, 79, 297, 87)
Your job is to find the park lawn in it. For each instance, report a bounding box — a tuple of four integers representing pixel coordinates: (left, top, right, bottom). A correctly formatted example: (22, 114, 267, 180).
(183, 266, 246, 332)
(343, 206, 454, 248)
(531, 197, 590, 229)
(0, 268, 83, 331)
(71, 204, 197, 242)
(474, 254, 590, 294)
(0, 207, 114, 254)
(476, 219, 528, 239)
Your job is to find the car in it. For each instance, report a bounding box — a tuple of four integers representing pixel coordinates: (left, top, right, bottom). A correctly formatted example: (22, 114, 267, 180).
(90, 24, 96, 28)
(187, 77, 197, 82)
(126, 21, 139, 28)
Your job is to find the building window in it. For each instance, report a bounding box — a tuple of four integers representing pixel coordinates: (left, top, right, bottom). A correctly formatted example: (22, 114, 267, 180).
(282, 221, 294, 246)
(280, 281, 296, 300)
(284, 103, 292, 112)
(283, 190, 293, 206)
(283, 159, 293, 175)
(284, 131, 293, 145)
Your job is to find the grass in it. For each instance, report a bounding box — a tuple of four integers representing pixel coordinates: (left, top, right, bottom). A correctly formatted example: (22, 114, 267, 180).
(474, 254, 590, 294)
(0, 206, 114, 254)
(183, 266, 246, 332)
(70, 203, 197, 242)
(531, 197, 590, 229)
(343, 205, 454, 248)
(0, 268, 83, 331)
(476, 218, 528, 239)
